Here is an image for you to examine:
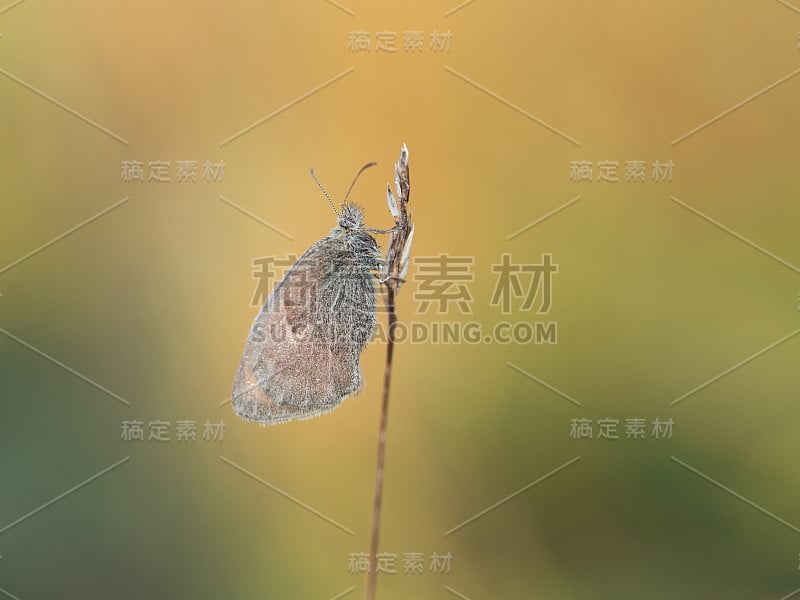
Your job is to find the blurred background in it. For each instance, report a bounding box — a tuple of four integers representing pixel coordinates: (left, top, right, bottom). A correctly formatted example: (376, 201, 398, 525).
(1, 1, 799, 598)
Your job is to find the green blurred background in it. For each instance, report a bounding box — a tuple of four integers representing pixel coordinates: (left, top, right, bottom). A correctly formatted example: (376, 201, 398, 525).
(1, 1, 799, 598)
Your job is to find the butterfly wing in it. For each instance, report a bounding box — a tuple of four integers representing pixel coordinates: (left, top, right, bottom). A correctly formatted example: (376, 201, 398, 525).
(232, 234, 377, 424)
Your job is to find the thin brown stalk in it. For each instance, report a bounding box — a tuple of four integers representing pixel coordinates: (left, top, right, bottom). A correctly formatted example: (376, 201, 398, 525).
(366, 145, 412, 600)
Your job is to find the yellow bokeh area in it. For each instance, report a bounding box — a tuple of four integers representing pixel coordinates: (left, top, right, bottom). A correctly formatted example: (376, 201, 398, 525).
(1, 1, 799, 598)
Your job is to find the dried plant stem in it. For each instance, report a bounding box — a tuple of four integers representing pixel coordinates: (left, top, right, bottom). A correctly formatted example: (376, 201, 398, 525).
(366, 287, 396, 600)
(366, 145, 412, 600)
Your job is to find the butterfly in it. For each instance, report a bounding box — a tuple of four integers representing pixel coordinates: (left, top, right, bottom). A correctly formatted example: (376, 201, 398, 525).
(232, 163, 388, 425)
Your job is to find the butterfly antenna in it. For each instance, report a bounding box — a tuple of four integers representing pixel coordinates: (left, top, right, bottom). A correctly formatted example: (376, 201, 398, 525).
(343, 161, 377, 203)
(310, 168, 339, 217)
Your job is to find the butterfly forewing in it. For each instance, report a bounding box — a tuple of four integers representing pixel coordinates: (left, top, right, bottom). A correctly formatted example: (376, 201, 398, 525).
(232, 224, 379, 424)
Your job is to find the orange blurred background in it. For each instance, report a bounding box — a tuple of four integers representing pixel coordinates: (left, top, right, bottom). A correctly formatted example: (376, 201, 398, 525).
(1, 2, 799, 598)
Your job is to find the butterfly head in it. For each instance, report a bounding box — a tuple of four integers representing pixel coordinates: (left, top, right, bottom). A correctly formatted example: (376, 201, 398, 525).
(338, 203, 365, 230)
